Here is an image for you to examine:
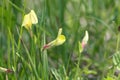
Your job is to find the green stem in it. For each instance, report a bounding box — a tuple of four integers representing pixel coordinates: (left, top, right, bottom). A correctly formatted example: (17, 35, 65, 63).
(75, 44, 82, 79)
(8, 0, 24, 13)
(21, 39, 41, 80)
(17, 26, 23, 51)
(41, 33, 48, 80)
(8, 28, 16, 68)
(16, 26, 40, 79)
(116, 33, 120, 52)
(76, 52, 82, 74)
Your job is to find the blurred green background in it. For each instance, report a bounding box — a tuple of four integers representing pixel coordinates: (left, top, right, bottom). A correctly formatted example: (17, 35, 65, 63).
(0, 0, 120, 80)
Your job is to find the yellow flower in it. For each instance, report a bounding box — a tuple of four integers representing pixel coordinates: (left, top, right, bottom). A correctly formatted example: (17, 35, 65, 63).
(42, 28, 66, 51)
(22, 10, 38, 30)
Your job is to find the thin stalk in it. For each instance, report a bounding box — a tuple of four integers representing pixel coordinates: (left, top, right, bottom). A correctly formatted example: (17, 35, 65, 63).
(17, 26, 23, 51)
(8, 28, 16, 69)
(8, 0, 24, 13)
(16, 52, 32, 71)
(116, 33, 120, 52)
(41, 0, 49, 79)
(41, 33, 49, 80)
(75, 43, 82, 79)
(77, 53, 82, 71)
(21, 39, 41, 80)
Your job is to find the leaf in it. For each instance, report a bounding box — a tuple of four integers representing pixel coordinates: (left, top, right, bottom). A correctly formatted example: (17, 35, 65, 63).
(104, 76, 115, 80)
(51, 68, 62, 80)
(113, 51, 120, 70)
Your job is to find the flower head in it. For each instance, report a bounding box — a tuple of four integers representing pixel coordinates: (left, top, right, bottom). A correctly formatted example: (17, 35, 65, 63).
(22, 10, 38, 30)
(0, 67, 13, 73)
(81, 30, 89, 48)
(42, 28, 66, 51)
(79, 30, 89, 53)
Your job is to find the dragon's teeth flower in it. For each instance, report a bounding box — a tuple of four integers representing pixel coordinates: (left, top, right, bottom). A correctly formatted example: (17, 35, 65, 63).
(0, 67, 13, 73)
(22, 10, 38, 30)
(81, 30, 89, 49)
(79, 30, 89, 53)
(55, 35, 66, 46)
(42, 28, 66, 51)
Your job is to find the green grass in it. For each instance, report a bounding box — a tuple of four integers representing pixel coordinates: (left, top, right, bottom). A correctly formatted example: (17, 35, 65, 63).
(0, 0, 120, 80)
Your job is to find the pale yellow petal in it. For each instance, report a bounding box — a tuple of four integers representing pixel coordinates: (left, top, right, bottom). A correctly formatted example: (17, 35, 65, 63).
(30, 10, 38, 24)
(82, 30, 89, 44)
(55, 35, 66, 46)
(57, 28, 62, 37)
(22, 14, 32, 29)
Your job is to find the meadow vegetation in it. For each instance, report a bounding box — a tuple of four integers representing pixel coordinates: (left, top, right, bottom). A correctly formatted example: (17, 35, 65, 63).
(0, 0, 120, 80)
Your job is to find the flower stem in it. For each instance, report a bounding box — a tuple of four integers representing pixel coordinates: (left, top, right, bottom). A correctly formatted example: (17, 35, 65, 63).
(17, 26, 23, 51)
(21, 39, 41, 80)
(75, 48, 82, 79)
(116, 33, 120, 52)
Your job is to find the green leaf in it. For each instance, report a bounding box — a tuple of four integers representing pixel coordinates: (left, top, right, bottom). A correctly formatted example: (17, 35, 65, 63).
(113, 51, 120, 70)
(104, 76, 115, 80)
(51, 68, 62, 80)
